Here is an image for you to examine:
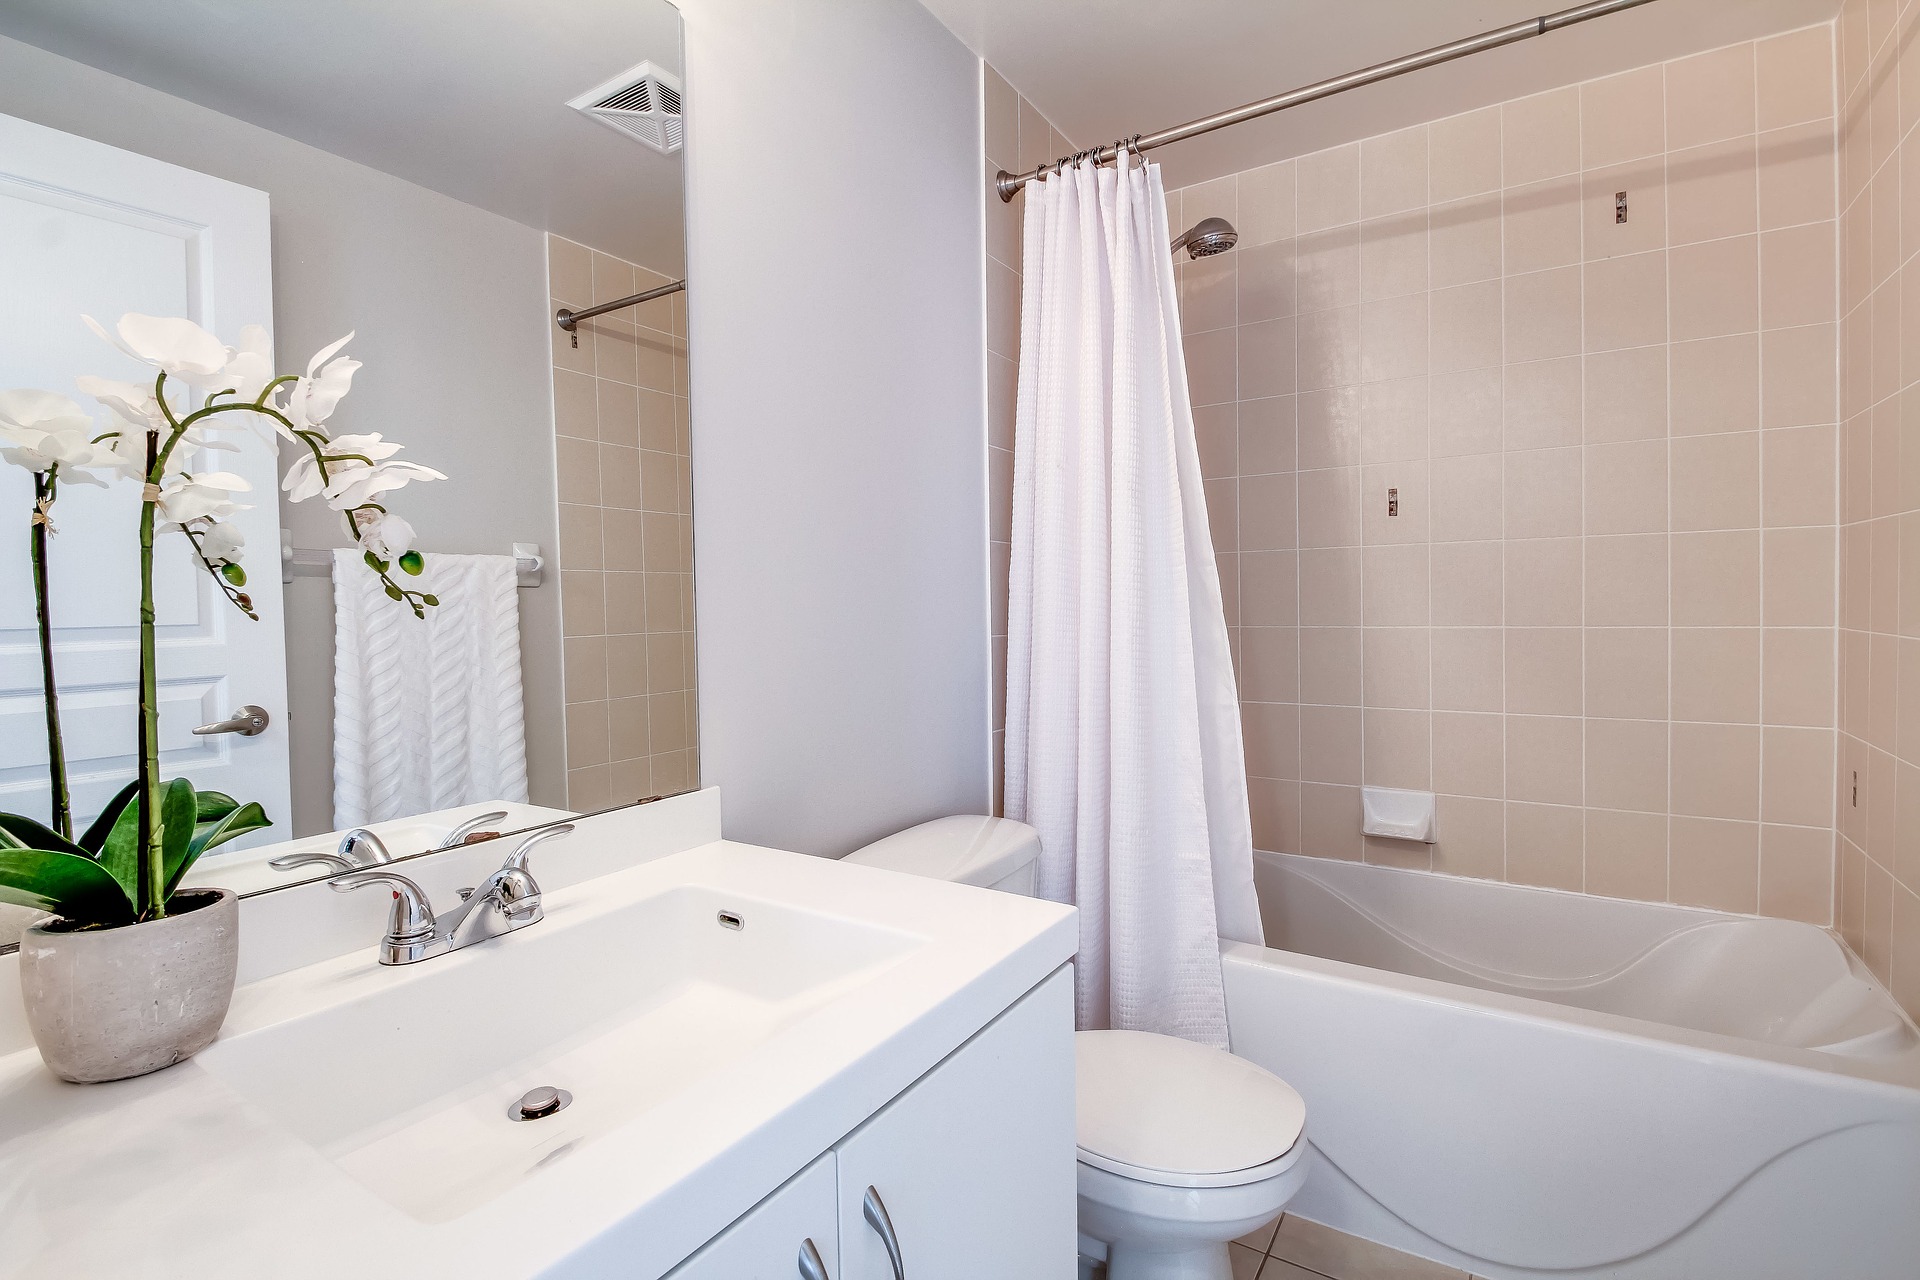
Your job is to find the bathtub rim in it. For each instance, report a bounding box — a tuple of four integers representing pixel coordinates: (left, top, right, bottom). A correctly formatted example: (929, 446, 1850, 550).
(1222, 934, 1920, 1098)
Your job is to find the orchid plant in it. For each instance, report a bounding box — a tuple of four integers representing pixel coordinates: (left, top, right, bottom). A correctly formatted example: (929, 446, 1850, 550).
(0, 315, 445, 929)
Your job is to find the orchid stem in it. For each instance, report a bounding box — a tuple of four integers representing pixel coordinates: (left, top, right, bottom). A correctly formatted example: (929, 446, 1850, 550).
(137, 376, 172, 920)
(29, 472, 71, 841)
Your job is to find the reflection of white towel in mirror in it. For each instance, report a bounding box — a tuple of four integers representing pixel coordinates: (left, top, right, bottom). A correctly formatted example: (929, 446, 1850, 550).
(331, 551, 529, 827)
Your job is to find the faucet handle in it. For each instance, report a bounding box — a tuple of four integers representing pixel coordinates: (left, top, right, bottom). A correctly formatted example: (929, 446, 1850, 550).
(328, 869, 437, 943)
(269, 851, 355, 874)
(502, 823, 574, 876)
(436, 810, 511, 850)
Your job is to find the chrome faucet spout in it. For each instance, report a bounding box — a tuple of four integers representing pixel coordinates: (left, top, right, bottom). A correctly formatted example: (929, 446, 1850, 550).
(338, 828, 395, 866)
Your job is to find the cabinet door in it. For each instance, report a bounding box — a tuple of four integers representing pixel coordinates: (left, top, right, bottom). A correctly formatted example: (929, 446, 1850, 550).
(665, 1153, 840, 1280)
(836, 967, 1076, 1280)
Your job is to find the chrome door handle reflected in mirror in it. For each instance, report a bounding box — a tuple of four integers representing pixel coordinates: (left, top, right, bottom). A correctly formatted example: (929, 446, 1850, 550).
(861, 1186, 905, 1280)
(797, 1237, 830, 1280)
(191, 705, 270, 737)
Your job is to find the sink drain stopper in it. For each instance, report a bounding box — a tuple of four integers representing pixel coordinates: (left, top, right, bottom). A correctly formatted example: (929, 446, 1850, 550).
(510, 1086, 573, 1121)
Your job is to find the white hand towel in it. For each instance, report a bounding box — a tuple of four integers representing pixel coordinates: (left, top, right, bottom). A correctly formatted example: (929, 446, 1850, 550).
(331, 550, 529, 827)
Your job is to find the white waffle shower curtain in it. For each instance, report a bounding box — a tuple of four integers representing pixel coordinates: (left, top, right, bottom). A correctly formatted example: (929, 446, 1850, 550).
(1004, 152, 1262, 1049)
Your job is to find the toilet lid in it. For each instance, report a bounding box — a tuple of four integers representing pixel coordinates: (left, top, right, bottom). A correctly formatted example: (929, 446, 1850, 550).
(1075, 1030, 1305, 1185)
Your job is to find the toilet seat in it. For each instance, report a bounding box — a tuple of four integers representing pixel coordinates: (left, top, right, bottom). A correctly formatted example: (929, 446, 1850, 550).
(1078, 1133, 1307, 1189)
(1075, 1030, 1306, 1188)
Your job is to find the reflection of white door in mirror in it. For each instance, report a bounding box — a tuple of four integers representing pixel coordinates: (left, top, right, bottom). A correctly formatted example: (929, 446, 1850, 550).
(0, 113, 290, 848)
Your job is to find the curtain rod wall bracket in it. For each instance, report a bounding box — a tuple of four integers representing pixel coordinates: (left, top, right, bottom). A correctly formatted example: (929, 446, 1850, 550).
(995, 0, 1660, 202)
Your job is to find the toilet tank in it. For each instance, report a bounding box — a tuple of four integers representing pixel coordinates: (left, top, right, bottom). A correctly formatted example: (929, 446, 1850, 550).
(842, 815, 1043, 896)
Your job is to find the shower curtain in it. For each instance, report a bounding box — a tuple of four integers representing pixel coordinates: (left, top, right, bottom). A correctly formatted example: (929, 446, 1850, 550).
(1004, 152, 1262, 1049)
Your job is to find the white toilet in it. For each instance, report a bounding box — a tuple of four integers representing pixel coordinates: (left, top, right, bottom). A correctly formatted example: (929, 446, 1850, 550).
(845, 816, 1310, 1280)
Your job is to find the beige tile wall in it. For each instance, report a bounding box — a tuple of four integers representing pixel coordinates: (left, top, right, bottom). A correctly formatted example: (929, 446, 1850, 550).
(1167, 27, 1844, 925)
(547, 234, 697, 810)
(984, 64, 1076, 812)
(1835, 0, 1920, 1019)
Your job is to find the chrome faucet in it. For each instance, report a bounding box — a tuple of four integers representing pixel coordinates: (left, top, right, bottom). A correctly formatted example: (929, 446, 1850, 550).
(435, 809, 510, 850)
(268, 825, 399, 875)
(327, 824, 574, 965)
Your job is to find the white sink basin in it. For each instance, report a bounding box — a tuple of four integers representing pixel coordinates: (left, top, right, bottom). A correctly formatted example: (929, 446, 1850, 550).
(197, 882, 921, 1223)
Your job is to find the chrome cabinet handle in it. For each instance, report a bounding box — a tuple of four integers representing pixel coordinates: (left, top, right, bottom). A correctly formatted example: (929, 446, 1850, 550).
(861, 1186, 905, 1280)
(797, 1237, 830, 1280)
(192, 704, 270, 737)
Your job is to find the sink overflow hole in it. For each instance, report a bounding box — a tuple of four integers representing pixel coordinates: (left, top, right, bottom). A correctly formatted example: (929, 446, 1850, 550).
(717, 909, 745, 931)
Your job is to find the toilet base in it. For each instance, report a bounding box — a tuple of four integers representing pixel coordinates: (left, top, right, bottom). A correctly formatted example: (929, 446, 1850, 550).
(1077, 1144, 1309, 1280)
(1105, 1241, 1233, 1280)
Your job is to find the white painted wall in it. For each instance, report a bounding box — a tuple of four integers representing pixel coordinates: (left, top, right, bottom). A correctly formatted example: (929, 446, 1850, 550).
(680, 0, 990, 855)
(0, 35, 566, 833)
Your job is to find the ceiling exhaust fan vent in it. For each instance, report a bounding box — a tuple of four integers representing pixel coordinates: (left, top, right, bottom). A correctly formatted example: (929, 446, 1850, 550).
(569, 61, 682, 154)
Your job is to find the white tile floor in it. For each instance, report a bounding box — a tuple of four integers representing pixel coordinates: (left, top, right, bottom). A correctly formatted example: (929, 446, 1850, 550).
(1077, 1213, 1479, 1280)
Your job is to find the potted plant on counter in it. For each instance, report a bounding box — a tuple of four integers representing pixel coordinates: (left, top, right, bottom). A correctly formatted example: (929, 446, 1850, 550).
(0, 315, 444, 1082)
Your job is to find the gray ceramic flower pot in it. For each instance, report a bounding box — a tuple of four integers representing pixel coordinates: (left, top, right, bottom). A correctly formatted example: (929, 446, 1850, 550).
(18, 888, 238, 1083)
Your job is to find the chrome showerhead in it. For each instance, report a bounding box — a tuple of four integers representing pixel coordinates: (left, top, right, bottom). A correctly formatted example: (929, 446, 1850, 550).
(1171, 216, 1238, 259)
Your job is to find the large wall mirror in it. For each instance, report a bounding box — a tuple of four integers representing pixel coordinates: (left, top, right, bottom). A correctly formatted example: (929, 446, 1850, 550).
(0, 0, 693, 937)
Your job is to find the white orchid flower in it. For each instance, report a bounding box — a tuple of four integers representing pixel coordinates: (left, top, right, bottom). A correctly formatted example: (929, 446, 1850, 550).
(323, 456, 444, 511)
(281, 332, 360, 436)
(0, 389, 124, 486)
(75, 375, 169, 434)
(195, 520, 245, 565)
(355, 509, 415, 561)
(281, 431, 398, 502)
(217, 325, 276, 402)
(281, 432, 444, 510)
(155, 470, 252, 525)
(83, 313, 232, 385)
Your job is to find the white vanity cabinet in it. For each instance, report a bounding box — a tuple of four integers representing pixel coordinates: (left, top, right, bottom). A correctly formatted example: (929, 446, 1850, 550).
(663, 1156, 840, 1280)
(666, 967, 1076, 1280)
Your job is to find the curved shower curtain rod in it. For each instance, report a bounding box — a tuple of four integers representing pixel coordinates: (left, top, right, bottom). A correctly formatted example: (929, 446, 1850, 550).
(995, 0, 1662, 201)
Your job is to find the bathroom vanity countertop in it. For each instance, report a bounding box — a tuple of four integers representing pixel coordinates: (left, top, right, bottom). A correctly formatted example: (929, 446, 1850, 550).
(0, 836, 1077, 1279)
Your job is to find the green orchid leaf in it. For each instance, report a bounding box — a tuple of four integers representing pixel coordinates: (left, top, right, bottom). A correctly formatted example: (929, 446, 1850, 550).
(78, 780, 139, 855)
(98, 797, 141, 907)
(180, 802, 271, 893)
(0, 813, 88, 858)
(194, 790, 240, 821)
(157, 780, 199, 901)
(0, 849, 135, 928)
(97, 780, 192, 908)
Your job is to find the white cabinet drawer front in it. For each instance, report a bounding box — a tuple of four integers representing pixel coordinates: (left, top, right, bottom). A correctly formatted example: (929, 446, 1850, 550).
(666, 1153, 839, 1280)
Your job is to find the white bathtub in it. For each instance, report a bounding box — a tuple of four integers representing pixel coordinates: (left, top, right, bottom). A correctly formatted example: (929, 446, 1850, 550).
(1224, 851, 1920, 1280)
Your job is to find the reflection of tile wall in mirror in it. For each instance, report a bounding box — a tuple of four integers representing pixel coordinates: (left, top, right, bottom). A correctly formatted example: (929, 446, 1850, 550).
(550, 235, 697, 812)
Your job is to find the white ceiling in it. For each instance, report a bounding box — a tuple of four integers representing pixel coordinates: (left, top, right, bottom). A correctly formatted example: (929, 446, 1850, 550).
(920, 0, 1843, 190)
(0, 0, 686, 273)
